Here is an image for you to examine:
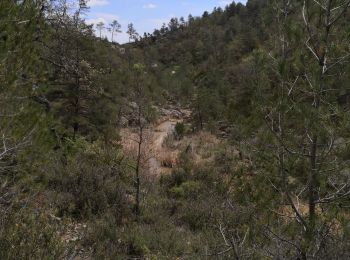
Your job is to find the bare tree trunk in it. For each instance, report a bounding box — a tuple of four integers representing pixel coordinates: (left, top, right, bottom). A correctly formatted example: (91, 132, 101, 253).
(133, 67, 147, 217)
(197, 104, 203, 130)
(308, 135, 318, 236)
(73, 31, 81, 139)
(134, 105, 143, 216)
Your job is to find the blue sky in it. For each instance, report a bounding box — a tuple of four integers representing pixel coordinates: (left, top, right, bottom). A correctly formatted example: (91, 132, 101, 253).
(85, 0, 247, 43)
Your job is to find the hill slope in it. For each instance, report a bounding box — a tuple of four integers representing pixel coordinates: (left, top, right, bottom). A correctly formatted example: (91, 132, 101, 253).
(1, 0, 350, 259)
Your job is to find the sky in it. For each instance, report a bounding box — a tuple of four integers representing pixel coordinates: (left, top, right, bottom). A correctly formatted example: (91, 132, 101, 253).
(85, 0, 247, 43)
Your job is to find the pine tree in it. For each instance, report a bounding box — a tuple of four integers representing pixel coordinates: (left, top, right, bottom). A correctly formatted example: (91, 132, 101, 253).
(96, 21, 105, 39)
(251, 0, 350, 258)
(0, 0, 46, 167)
(43, 1, 101, 139)
(109, 19, 121, 43)
(127, 23, 139, 42)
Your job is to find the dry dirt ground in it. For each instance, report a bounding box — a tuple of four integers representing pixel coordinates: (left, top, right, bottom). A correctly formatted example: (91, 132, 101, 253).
(120, 106, 229, 178)
(120, 108, 192, 177)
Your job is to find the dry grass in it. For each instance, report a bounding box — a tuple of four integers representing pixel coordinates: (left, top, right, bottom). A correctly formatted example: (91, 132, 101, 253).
(178, 131, 221, 165)
(120, 113, 223, 178)
(159, 152, 178, 168)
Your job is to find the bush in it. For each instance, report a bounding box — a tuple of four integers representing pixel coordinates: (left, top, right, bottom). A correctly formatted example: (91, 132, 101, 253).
(0, 207, 63, 259)
(160, 168, 188, 192)
(50, 158, 130, 219)
(180, 201, 211, 231)
(169, 181, 203, 199)
(160, 152, 177, 168)
(85, 218, 203, 259)
(174, 122, 185, 140)
(46, 139, 131, 220)
(163, 132, 176, 149)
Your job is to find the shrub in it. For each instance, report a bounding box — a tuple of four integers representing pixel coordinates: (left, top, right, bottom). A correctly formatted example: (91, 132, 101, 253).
(0, 207, 63, 259)
(160, 152, 178, 168)
(160, 168, 188, 191)
(180, 202, 211, 231)
(163, 132, 176, 149)
(49, 157, 130, 219)
(46, 139, 131, 220)
(174, 122, 185, 140)
(169, 181, 203, 199)
(86, 219, 203, 259)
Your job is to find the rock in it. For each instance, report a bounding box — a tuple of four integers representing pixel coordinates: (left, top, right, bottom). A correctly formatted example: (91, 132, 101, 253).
(160, 108, 183, 119)
(216, 121, 234, 138)
(171, 109, 182, 119)
(49, 214, 62, 221)
(119, 48, 125, 54)
(119, 116, 128, 127)
(140, 117, 148, 126)
(129, 102, 138, 110)
(160, 108, 170, 117)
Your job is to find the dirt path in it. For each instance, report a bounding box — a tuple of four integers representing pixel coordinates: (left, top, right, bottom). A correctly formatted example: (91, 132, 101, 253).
(121, 107, 191, 177)
(153, 120, 177, 150)
(149, 119, 179, 176)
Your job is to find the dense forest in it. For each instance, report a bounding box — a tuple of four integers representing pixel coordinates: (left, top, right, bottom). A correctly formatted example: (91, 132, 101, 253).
(1, 0, 350, 259)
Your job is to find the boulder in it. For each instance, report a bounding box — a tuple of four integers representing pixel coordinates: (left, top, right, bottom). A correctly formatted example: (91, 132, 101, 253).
(119, 116, 128, 127)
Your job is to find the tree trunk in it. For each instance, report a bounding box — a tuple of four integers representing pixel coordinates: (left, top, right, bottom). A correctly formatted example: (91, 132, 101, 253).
(134, 105, 143, 217)
(308, 135, 318, 237)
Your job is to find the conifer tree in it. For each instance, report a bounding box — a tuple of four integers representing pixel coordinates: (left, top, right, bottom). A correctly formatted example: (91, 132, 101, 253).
(252, 0, 350, 258)
(96, 21, 105, 39)
(109, 19, 121, 43)
(127, 23, 139, 42)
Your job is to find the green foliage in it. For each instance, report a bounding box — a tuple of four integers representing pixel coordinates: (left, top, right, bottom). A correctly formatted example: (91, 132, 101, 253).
(133, 63, 146, 71)
(86, 217, 204, 259)
(0, 207, 63, 259)
(169, 181, 203, 199)
(174, 122, 185, 139)
(46, 139, 130, 219)
(160, 168, 188, 191)
(1, 0, 350, 258)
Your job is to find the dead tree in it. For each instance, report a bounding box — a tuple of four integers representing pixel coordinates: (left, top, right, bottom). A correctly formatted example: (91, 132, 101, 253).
(129, 63, 151, 217)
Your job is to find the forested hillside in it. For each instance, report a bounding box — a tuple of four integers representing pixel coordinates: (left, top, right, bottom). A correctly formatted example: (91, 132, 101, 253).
(1, 0, 350, 259)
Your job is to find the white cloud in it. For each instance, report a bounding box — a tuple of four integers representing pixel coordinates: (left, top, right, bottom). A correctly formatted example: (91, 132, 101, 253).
(85, 13, 120, 27)
(87, 0, 109, 7)
(85, 17, 108, 26)
(94, 13, 119, 21)
(85, 13, 128, 43)
(143, 3, 157, 9)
